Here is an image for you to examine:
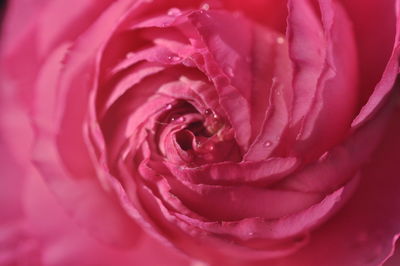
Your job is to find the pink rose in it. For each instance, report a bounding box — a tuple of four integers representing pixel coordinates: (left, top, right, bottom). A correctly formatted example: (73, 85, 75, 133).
(1, 0, 400, 265)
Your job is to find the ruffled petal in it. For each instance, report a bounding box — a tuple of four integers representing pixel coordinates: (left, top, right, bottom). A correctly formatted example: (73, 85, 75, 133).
(22, 171, 190, 266)
(294, 0, 359, 159)
(31, 0, 149, 247)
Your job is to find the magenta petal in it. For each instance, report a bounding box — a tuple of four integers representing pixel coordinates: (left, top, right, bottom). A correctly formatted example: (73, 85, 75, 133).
(33, 135, 142, 247)
(341, 0, 398, 105)
(259, 100, 400, 266)
(188, 10, 253, 150)
(30, 0, 148, 248)
(222, 0, 287, 32)
(104, 62, 165, 110)
(286, 0, 325, 127)
(22, 171, 190, 266)
(165, 157, 298, 186)
(294, 0, 359, 159)
(176, 176, 358, 241)
(352, 45, 400, 127)
(351, 0, 399, 128)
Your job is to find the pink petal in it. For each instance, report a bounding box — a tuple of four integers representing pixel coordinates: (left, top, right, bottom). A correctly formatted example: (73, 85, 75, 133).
(22, 171, 190, 266)
(187, 10, 253, 150)
(255, 97, 400, 266)
(221, 0, 287, 32)
(165, 157, 298, 186)
(294, 0, 359, 159)
(341, 0, 398, 107)
(286, 0, 326, 128)
(31, 0, 149, 248)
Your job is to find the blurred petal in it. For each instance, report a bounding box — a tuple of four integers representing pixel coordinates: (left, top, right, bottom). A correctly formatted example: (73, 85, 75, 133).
(246, 94, 400, 266)
(23, 169, 190, 266)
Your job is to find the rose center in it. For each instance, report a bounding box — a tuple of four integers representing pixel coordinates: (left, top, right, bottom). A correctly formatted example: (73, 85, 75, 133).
(156, 100, 238, 163)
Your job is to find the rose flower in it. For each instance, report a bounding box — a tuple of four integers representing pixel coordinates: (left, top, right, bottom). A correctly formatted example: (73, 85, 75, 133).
(1, 0, 400, 265)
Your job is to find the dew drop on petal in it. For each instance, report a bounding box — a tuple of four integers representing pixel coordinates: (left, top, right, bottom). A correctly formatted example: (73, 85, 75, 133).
(126, 52, 134, 59)
(201, 3, 210, 10)
(165, 103, 173, 110)
(276, 36, 285, 44)
(171, 116, 186, 123)
(172, 56, 181, 62)
(318, 151, 329, 162)
(196, 142, 214, 153)
(204, 143, 214, 152)
(204, 109, 212, 115)
(168, 55, 181, 62)
(167, 7, 181, 16)
(225, 66, 234, 77)
(263, 141, 272, 147)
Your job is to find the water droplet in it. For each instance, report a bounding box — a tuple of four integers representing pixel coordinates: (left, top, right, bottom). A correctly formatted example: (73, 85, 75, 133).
(165, 103, 173, 110)
(126, 52, 134, 59)
(248, 232, 254, 236)
(168, 55, 181, 62)
(225, 66, 234, 77)
(196, 142, 214, 153)
(167, 7, 181, 16)
(276, 37, 285, 44)
(318, 152, 328, 162)
(204, 143, 214, 151)
(201, 3, 210, 10)
(204, 109, 212, 115)
(263, 141, 272, 147)
(171, 116, 186, 123)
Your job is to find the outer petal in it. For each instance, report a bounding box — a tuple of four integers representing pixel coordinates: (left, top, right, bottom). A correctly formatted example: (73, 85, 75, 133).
(294, 0, 358, 159)
(29, 0, 151, 249)
(22, 168, 190, 266)
(1, 0, 115, 108)
(221, 0, 287, 32)
(245, 93, 400, 266)
(286, 0, 325, 128)
(340, 0, 398, 106)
